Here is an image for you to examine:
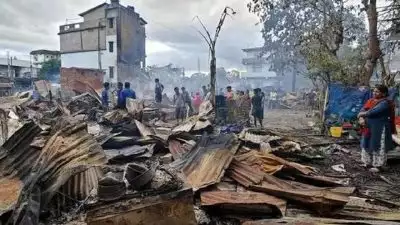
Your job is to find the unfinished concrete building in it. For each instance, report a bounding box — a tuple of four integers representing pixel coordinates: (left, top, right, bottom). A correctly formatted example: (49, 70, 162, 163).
(58, 0, 147, 84)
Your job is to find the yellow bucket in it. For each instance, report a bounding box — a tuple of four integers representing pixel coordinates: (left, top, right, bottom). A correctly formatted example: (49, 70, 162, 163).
(330, 127, 343, 138)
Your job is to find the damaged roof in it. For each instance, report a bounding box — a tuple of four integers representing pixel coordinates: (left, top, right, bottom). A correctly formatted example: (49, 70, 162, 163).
(201, 190, 287, 217)
(0, 122, 107, 223)
(174, 134, 240, 190)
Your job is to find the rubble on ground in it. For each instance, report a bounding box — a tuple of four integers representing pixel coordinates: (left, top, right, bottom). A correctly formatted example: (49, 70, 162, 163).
(0, 92, 400, 225)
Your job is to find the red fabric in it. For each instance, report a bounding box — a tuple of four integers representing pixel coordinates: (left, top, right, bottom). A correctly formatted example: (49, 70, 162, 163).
(361, 98, 397, 137)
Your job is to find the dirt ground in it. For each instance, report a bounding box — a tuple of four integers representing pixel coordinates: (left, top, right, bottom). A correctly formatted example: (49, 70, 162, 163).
(263, 109, 316, 131)
(264, 109, 400, 203)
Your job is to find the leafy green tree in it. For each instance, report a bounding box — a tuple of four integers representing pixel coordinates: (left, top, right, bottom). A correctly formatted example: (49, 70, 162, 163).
(248, 0, 366, 86)
(39, 59, 61, 81)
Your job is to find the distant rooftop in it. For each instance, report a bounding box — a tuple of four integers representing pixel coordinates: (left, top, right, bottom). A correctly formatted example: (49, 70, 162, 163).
(242, 47, 265, 53)
(30, 50, 60, 55)
(79, 3, 108, 17)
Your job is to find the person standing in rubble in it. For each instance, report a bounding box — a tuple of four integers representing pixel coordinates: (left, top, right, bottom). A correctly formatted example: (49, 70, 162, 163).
(155, 79, 164, 103)
(173, 87, 186, 124)
(202, 86, 208, 99)
(358, 85, 396, 173)
(181, 87, 193, 116)
(193, 92, 202, 113)
(252, 88, 264, 127)
(269, 89, 278, 109)
(120, 82, 136, 109)
(225, 86, 235, 123)
(101, 82, 110, 110)
(115, 82, 124, 109)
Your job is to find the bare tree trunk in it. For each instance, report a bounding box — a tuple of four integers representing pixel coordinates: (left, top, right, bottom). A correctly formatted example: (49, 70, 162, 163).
(363, 0, 380, 86)
(210, 52, 216, 106)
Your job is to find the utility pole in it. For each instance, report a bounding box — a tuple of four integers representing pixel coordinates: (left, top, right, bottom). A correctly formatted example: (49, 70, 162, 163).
(98, 21, 102, 71)
(7, 51, 10, 78)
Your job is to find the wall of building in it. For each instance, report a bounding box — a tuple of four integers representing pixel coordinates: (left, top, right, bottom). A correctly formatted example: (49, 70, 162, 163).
(119, 7, 146, 68)
(61, 67, 104, 93)
(61, 51, 102, 69)
(82, 5, 106, 23)
(61, 36, 117, 83)
(242, 64, 276, 78)
(60, 27, 107, 53)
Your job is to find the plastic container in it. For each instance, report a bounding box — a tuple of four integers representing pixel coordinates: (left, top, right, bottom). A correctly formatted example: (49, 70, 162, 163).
(330, 126, 343, 138)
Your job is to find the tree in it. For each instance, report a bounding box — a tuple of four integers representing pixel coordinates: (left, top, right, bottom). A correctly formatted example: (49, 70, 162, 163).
(362, 0, 381, 85)
(248, 0, 366, 86)
(193, 7, 236, 106)
(39, 59, 61, 81)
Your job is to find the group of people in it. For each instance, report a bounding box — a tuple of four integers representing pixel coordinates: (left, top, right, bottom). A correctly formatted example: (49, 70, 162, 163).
(223, 86, 265, 127)
(101, 82, 136, 110)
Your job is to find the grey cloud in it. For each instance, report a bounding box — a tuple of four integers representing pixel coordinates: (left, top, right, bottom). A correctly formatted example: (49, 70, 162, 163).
(0, 0, 262, 70)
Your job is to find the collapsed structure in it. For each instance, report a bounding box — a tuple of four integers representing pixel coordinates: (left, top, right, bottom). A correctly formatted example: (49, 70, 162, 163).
(0, 89, 400, 225)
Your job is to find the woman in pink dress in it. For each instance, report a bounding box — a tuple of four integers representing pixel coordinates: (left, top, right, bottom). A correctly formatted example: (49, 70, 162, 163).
(192, 92, 203, 113)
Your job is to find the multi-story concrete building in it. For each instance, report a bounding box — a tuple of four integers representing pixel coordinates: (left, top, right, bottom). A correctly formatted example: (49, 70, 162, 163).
(0, 57, 38, 78)
(58, 0, 147, 84)
(30, 50, 60, 66)
(241, 47, 279, 88)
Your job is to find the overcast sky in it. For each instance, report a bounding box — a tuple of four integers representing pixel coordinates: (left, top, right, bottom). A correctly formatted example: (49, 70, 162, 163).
(0, 0, 264, 73)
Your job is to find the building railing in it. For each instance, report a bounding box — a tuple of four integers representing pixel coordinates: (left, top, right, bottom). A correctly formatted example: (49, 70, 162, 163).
(242, 57, 269, 65)
(59, 20, 106, 33)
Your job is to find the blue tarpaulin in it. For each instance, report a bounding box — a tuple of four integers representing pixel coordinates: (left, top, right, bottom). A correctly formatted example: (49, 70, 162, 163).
(325, 83, 371, 122)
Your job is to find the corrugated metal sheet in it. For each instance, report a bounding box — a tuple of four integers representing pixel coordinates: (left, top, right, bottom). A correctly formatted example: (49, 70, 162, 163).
(0, 122, 107, 223)
(243, 218, 400, 225)
(168, 140, 191, 160)
(0, 178, 23, 215)
(240, 129, 281, 144)
(226, 159, 264, 187)
(135, 120, 155, 137)
(172, 118, 197, 133)
(235, 151, 315, 175)
(200, 190, 287, 216)
(174, 134, 240, 191)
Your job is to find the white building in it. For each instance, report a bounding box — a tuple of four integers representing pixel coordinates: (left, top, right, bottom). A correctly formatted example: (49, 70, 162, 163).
(58, 0, 147, 84)
(241, 47, 279, 88)
(30, 50, 60, 66)
(0, 57, 39, 78)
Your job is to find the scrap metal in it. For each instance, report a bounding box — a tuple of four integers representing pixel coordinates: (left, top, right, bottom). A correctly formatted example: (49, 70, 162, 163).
(200, 190, 287, 217)
(174, 134, 240, 190)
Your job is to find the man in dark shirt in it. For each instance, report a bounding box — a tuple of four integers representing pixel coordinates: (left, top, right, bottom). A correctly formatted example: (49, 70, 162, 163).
(116, 82, 124, 108)
(155, 79, 164, 103)
(101, 82, 110, 109)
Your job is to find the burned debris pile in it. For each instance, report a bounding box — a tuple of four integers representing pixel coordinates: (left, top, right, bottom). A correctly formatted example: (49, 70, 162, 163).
(0, 92, 400, 225)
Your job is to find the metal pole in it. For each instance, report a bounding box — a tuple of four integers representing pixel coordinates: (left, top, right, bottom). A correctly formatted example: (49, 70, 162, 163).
(98, 21, 102, 71)
(7, 51, 10, 78)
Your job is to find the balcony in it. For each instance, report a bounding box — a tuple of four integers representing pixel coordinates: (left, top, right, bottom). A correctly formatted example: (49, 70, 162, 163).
(242, 57, 268, 65)
(59, 20, 106, 34)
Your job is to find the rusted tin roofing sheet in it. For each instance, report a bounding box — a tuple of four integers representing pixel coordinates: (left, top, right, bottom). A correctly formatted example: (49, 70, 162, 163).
(200, 190, 287, 217)
(235, 150, 315, 175)
(243, 217, 400, 225)
(0, 178, 23, 215)
(226, 159, 264, 187)
(0, 122, 107, 223)
(175, 134, 240, 191)
(172, 118, 197, 133)
(168, 140, 192, 160)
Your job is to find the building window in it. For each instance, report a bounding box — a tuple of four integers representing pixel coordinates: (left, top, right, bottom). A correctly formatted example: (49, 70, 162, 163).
(108, 18, 114, 28)
(109, 41, 114, 53)
(252, 64, 263, 73)
(109, 66, 114, 79)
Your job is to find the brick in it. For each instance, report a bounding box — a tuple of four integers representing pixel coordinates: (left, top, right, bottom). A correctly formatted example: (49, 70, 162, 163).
(61, 67, 104, 93)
